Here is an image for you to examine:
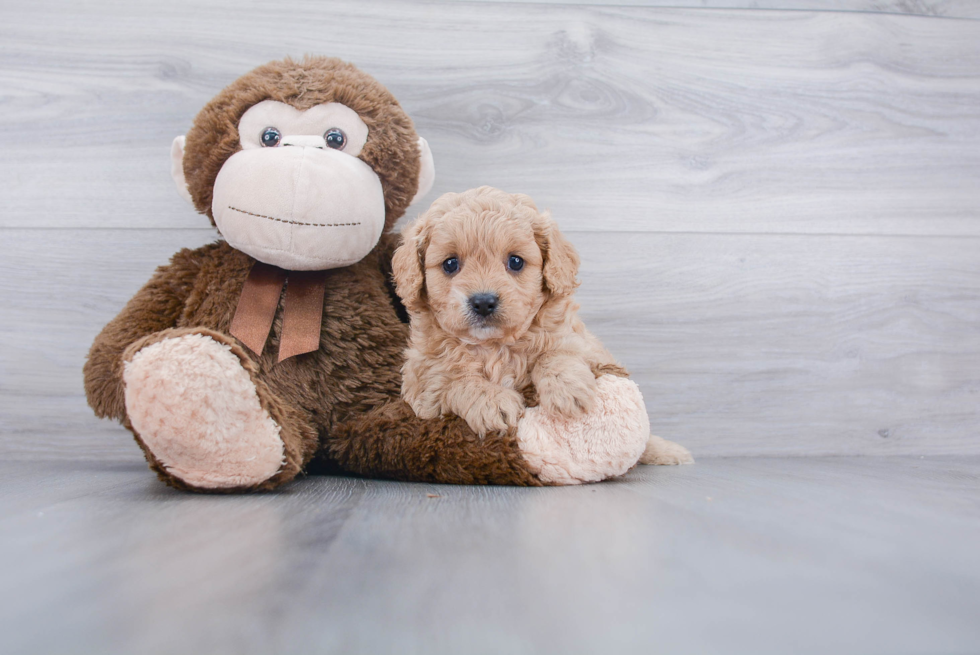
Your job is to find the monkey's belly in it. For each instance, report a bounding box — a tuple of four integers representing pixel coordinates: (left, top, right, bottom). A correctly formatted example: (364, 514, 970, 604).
(175, 250, 409, 431)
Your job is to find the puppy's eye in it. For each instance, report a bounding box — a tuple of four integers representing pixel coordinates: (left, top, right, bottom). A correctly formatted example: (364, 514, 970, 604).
(442, 257, 459, 274)
(507, 255, 524, 272)
(261, 127, 281, 147)
(324, 128, 346, 150)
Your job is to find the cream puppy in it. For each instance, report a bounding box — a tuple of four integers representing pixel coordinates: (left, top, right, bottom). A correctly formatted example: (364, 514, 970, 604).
(392, 187, 692, 465)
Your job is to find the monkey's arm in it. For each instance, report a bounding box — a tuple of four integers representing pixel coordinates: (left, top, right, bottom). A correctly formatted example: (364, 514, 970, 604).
(83, 248, 201, 420)
(319, 401, 543, 486)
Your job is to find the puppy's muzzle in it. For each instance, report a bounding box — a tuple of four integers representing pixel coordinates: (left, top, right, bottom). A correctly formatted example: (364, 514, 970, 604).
(468, 292, 499, 318)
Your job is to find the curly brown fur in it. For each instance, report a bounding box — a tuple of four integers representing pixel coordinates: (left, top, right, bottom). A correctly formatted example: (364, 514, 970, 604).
(393, 187, 627, 436)
(321, 401, 542, 486)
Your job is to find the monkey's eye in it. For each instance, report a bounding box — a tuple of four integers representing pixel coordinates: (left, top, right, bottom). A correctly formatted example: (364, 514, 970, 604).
(324, 128, 347, 150)
(507, 255, 524, 272)
(442, 257, 459, 275)
(261, 127, 281, 147)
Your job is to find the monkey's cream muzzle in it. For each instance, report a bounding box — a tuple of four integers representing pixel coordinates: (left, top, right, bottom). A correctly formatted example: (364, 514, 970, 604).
(171, 99, 434, 272)
(210, 144, 385, 271)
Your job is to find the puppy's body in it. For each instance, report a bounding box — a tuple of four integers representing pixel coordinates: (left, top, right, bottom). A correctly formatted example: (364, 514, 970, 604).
(394, 187, 616, 435)
(393, 187, 692, 465)
(402, 284, 626, 435)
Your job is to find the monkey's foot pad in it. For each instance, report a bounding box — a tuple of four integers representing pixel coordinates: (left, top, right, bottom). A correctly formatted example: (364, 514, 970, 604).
(123, 333, 285, 489)
(517, 374, 650, 485)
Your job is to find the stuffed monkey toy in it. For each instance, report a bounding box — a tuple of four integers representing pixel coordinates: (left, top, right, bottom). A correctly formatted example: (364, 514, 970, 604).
(83, 56, 665, 492)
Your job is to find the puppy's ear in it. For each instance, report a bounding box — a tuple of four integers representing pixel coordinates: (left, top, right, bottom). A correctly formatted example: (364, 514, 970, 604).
(392, 214, 432, 312)
(534, 211, 580, 298)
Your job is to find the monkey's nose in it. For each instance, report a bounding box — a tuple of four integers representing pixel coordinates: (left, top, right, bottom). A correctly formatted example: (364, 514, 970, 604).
(281, 135, 326, 149)
(468, 292, 499, 317)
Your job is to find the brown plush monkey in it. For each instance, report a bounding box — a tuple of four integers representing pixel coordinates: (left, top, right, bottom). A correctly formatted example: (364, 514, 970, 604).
(84, 56, 657, 492)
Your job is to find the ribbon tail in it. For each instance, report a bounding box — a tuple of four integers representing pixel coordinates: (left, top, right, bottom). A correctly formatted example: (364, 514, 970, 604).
(278, 270, 328, 362)
(230, 262, 287, 356)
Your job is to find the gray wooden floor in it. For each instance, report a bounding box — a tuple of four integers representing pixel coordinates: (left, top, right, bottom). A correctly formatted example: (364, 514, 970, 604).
(2, 0, 979, 652)
(1, 456, 978, 655)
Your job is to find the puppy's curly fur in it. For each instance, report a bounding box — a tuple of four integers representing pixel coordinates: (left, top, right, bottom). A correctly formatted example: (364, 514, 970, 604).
(393, 186, 629, 436)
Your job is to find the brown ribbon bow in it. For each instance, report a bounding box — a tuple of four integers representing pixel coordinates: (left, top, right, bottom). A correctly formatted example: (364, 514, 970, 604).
(230, 262, 328, 363)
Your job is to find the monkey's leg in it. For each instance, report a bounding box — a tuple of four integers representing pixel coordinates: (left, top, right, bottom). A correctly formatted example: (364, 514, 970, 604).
(121, 327, 316, 492)
(322, 375, 657, 486)
(513, 375, 653, 484)
(319, 401, 543, 486)
(85, 248, 200, 421)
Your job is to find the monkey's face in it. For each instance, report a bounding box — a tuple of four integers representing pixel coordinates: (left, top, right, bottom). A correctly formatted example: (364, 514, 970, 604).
(173, 57, 434, 271)
(211, 100, 385, 270)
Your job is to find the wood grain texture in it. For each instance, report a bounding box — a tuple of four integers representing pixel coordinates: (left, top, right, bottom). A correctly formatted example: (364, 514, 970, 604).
(2, 228, 977, 458)
(462, 0, 980, 20)
(1, 1, 978, 235)
(1, 5, 978, 652)
(581, 232, 980, 455)
(1, 457, 978, 654)
(0, 0, 978, 459)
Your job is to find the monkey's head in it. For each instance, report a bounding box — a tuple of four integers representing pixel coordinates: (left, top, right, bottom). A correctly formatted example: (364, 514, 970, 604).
(171, 56, 434, 271)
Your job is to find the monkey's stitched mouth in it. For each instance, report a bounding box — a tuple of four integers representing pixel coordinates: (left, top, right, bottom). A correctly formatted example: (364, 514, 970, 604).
(227, 206, 362, 228)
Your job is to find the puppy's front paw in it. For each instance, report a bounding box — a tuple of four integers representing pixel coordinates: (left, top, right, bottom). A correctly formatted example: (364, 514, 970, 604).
(462, 388, 525, 436)
(409, 397, 440, 420)
(537, 368, 597, 418)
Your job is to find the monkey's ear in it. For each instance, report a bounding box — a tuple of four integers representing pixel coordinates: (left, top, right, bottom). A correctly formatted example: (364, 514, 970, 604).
(410, 137, 435, 206)
(391, 214, 432, 312)
(170, 135, 194, 205)
(534, 211, 580, 298)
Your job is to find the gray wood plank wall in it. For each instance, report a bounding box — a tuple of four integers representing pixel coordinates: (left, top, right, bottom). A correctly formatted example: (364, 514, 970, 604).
(463, 0, 980, 19)
(1, 0, 977, 458)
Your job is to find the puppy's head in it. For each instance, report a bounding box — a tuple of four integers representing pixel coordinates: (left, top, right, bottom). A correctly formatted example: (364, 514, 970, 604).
(392, 186, 580, 342)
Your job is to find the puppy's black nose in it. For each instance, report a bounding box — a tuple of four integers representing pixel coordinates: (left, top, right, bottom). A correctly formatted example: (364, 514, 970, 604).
(469, 292, 499, 317)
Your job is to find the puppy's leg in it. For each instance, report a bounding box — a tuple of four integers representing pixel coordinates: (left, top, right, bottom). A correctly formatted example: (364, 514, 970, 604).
(533, 353, 597, 418)
(445, 376, 525, 436)
(640, 435, 694, 466)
